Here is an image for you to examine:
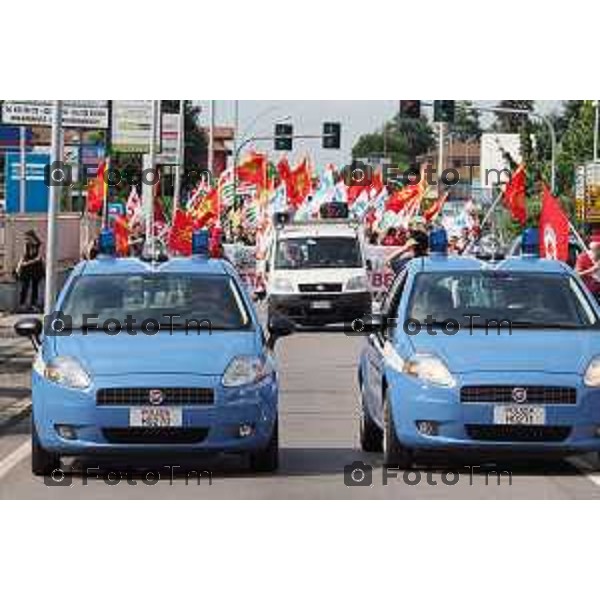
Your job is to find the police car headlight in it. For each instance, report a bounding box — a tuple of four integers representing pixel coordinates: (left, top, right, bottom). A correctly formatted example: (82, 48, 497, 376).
(42, 356, 92, 389)
(346, 275, 369, 292)
(271, 277, 294, 294)
(584, 357, 600, 386)
(404, 353, 456, 388)
(222, 355, 274, 387)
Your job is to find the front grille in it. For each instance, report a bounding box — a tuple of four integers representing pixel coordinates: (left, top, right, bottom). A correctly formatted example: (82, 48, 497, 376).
(461, 386, 576, 405)
(97, 388, 214, 406)
(102, 427, 209, 444)
(298, 283, 342, 293)
(465, 425, 571, 443)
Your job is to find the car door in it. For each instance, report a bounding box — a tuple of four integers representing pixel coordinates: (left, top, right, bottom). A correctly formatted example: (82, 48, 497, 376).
(363, 271, 407, 426)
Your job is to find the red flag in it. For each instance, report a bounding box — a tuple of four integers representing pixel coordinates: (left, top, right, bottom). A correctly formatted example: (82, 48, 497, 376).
(168, 209, 194, 255)
(539, 184, 569, 261)
(277, 157, 294, 199)
(503, 164, 527, 225)
(113, 215, 129, 257)
(237, 153, 267, 189)
(424, 192, 449, 223)
(86, 160, 107, 213)
(289, 158, 312, 207)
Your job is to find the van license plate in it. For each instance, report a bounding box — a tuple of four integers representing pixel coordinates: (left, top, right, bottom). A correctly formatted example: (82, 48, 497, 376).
(493, 405, 545, 425)
(129, 407, 182, 428)
(311, 300, 332, 310)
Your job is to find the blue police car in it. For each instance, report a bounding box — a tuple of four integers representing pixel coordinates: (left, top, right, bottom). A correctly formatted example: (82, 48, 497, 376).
(358, 230, 600, 467)
(15, 232, 294, 475)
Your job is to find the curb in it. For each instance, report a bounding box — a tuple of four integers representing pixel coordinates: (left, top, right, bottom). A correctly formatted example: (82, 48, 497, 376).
(0, 398, 31, 432)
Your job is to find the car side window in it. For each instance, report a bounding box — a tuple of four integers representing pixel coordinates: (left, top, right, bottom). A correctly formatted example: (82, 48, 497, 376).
(381, 271, 407, 340)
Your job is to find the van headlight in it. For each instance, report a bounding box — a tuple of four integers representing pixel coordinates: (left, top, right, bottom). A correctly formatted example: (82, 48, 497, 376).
(346, 275, 369, 291)
(271, 277, 294, 294)
(584, 357, 600, 386)
(222, 355, 274, 387)
(403, 353, 456, 388)
(39, 356, 92, 389)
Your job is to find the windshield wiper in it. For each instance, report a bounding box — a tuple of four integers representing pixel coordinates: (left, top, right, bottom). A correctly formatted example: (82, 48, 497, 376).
(509, 321, 581, 329)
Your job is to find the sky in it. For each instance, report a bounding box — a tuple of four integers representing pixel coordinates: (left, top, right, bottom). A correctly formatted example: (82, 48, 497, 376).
(194, 100, 564, 168)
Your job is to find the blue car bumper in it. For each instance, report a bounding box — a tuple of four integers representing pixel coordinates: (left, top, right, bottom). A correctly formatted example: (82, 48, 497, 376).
(32, 372, 278, 455)
(387, 370, 600, 454)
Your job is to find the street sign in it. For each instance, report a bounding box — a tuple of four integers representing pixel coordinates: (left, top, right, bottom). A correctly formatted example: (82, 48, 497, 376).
(111, 100, 161, 153)
(156, 113, 179, 164)
(1, 101, 109, 129)
(4, 152, 50, 213)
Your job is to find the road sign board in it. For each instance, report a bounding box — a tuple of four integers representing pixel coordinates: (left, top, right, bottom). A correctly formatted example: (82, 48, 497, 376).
(4, 152, 50, 213)
(1, 101, 109, 129)
(111, 100, 161, 153)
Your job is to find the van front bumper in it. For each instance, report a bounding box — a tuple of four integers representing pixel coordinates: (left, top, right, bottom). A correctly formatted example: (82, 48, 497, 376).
(268, 292, 371, 325)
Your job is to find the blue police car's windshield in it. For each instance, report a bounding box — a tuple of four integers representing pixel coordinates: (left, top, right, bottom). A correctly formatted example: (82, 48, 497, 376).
(275, 237, 362, 269)
(61, 274, 251, 330)
(407, 272, 597, 329)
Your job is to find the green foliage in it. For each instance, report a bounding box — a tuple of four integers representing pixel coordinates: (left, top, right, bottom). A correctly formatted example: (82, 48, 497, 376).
(449, 101, 482, 141)
(492, 100, 534, 133)
(352, 114, 434, 168)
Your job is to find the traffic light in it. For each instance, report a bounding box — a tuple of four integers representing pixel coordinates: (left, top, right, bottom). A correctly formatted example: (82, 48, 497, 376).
(434, 100, 455, 123)
(323, 122, 341, 149)
(274, 123, 293, 151)
(400, 100, 421, 120)
(161, 100, 180, 114)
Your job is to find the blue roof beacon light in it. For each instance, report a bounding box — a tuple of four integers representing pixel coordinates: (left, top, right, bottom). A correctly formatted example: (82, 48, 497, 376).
(192, 229, 209, 257)
(521, 227, 539, 257)
(429, 228, 448, 255)
(98, 228, 116, 257)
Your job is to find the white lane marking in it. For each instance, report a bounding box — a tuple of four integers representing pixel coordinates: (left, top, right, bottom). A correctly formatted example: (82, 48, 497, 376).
(568, 455, 600, 487)
(0, 440, 30, 480)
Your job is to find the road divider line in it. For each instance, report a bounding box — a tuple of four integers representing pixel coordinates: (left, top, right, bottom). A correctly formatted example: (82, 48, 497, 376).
(0, 440, 30, 480)
(568, 456, 600, 488)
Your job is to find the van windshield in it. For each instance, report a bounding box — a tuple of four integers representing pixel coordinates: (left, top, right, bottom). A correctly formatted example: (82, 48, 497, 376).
(275, 236, 362, 269)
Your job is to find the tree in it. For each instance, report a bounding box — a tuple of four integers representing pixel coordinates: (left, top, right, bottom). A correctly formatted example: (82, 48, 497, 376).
(449, 101, 481, 141)
(492, 100, 534, 133)
(351, 113, 434, 170)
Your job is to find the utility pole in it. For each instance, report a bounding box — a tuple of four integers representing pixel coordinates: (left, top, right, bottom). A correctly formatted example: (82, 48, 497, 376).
(437, 122, 444, 197)
(208, 100, 216, 175)
(44, 100, 63, 315)
(173, 100, 185, 215)
(143, 100, 160, 254)
(19, 126, 27, 212)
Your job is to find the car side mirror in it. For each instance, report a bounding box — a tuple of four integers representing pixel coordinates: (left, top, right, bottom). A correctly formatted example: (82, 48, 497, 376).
(266, 314, 295, 350)
(14, 317, 42, 351)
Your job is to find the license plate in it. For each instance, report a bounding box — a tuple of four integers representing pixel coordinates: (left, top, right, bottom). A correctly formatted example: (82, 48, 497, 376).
(129, 407, 182, 428)
(493, 405, 546, 425)
(311, 300, 332, 310)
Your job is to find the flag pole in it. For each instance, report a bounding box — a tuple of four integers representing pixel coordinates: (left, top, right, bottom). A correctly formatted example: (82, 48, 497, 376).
(173, 99, 185, 217)
(44, 100, 63, 315)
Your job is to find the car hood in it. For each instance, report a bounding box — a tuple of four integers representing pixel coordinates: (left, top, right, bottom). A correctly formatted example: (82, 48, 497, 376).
(49, 330, 258, 376)
(406, 329, 600, 375)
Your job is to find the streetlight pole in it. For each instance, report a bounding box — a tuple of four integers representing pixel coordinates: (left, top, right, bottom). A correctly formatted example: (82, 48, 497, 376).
(594, 100, 599, 163)
(44, 100, 63, 315)
(208, 100, 216, 175)
(19, 126, 27, 213)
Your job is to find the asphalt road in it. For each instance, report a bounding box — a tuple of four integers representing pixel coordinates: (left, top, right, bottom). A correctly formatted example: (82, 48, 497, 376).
(1, 331, 600, 499)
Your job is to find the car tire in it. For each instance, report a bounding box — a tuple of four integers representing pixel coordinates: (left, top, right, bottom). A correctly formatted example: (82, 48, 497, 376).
(383, 390, 413, 469)
(359, 382, 383, 453)
(249, 419, 279, 473)
(31, 419, 60, 476)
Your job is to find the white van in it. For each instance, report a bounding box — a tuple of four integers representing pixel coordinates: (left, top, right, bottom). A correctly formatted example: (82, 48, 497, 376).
(265, 219, 372, 325)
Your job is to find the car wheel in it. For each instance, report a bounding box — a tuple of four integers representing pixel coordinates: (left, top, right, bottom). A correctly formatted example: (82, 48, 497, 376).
(249, 419, 279, 473)
(383, 390, 413, 469)
(359, 381, 383, 452)
(31, 419, 60, 476)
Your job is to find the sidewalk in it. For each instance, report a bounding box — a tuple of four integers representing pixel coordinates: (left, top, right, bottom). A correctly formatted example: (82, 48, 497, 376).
(0, 312, 35, 431)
